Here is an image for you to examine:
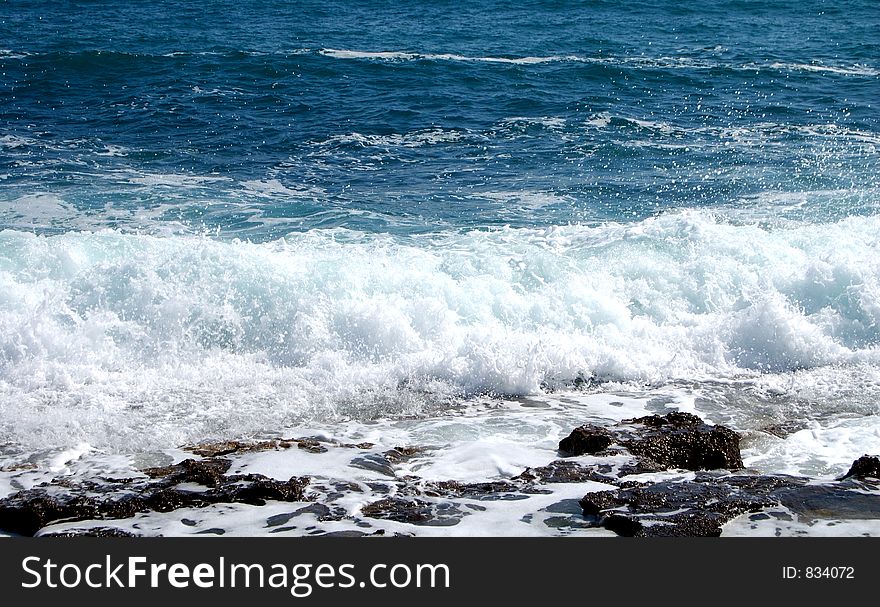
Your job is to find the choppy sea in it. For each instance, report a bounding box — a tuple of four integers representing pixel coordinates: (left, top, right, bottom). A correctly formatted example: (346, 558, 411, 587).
(1, 0, 878, 535)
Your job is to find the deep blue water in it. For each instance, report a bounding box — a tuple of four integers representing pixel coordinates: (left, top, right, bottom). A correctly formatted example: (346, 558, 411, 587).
(2, 0, 877, 237)
(1, 1, 880, 453)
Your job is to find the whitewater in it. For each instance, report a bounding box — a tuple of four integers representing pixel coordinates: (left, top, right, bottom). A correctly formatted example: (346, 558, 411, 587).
(1, 208, 879, 475)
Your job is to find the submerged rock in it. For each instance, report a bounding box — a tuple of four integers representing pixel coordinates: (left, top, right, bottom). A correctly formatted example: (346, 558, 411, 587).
(383, 446, 428, 464)
(297, 439, 329, 454)
(558, 412, 743, 471)
(360, 497, 466, 526)
(516, 460, 619, 485)
(419, 479, 543, 500)
(186, 437, 345, 457)
(185, 440, 292, 457)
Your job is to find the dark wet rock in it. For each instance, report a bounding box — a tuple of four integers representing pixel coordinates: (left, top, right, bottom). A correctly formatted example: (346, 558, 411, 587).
(515, 460, 619, 485)
(383, 446, 427, 464)
(143, 458, 232, 486)
(616, 457, 667, 476)
(620, 413, 743, 471)
(760, 420, 809, 439)
(268, 526, 298, 533)
(311, 480, 364, 503)
(297, 439, 329, 454)
(543, 499, 586, 515)
(360, 497, 465, 526)
(578, 471, 878, 537)
(420, 480, 536, 501)
(186, 440, 291, 458)
(572, 372, 602, 389)
(365, 482, 393, 494)
(336, 442, 375, 450)
(317, 530, 369, 537)
(216, 475, 309, 506)
(0, 459, 309, 536)
(776, 483, 880, 519)
(559, 413, 742, 471)
(580, 477, 784, 537)
(265, 503, 345, 528)
(541, 501, 600, 530)
(187, 437, 342, 457)
(542, 515, 597, 530)
(558, 425, 614, 456)
(839, 455, 880, 481)
(338, 481, 364, 492)
(349, 453, 397, 477)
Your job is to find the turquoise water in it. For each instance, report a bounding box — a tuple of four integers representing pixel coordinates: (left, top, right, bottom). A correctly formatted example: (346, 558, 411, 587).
(2, 0, 877, 235)
(1, 1, 879, 454)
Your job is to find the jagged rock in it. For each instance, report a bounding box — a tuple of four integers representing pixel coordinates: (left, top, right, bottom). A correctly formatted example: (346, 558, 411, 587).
(342, 442, 375, 450)
(186, 437, 341, 457)
(297, 439, 329, 454)
(839, 455, 880, 481)
(616, 457, 668, 476)
(143, 458, 232, 486)
(558, 413, 743, 471)
(558, 425, 613, 456)
(623, 413, 743, 470)
(0, 457, 309, 536)
(580, 474, 796, 536)
(360, 497, 465, 526)
(578, 471, 879, 537)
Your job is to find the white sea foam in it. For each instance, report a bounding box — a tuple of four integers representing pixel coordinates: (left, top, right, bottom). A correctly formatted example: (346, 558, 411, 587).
(0, 193, 81, 229)
(0, 49, 28, 60)
(127, 173, 233, 187)
(1, 210, 879, 454)
(318, 48, 578, 65)
(586, 112, 612, 128)
(765, 62, 880, 77)
(316, 128, 468, 148)
(316, 49, 879, 77)
(478, 190, 573, 210)
(501, 116, 567, 130)
(240, 179, 325, 199)
(0, 135, 38, 149)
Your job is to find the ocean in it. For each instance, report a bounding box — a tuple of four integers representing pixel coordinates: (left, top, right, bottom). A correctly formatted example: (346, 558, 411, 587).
(1, 0, 878, 536)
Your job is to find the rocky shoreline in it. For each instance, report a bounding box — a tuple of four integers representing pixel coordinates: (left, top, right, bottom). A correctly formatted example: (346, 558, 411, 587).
(1, 413, 877, 537)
